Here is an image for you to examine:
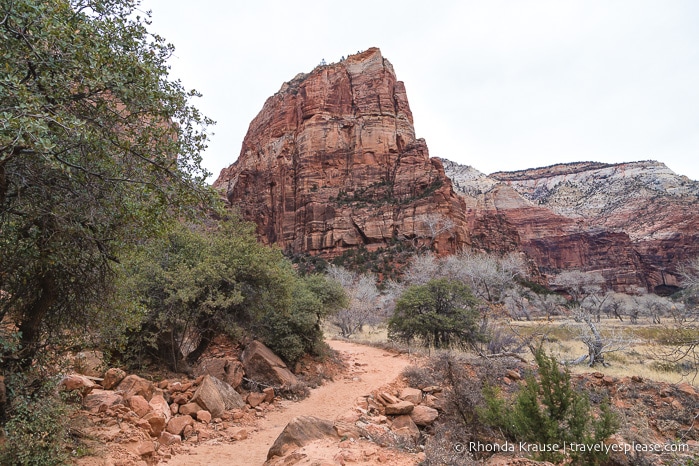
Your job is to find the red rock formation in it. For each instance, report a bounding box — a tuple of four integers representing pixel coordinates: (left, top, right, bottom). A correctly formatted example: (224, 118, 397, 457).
(214, 48, 469, 257)
(216, 48, 698, 292)
(445, 159, 699, 292)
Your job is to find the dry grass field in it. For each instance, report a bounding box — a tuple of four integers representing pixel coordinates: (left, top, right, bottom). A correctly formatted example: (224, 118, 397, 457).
(325, 317, 699, 385)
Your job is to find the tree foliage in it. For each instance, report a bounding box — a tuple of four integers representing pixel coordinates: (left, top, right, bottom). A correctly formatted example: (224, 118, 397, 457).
(120, 218, 347, 369)
(388, 278, 481, 349)
(0, 0, 213, 366)
(481, 348, 618, 464)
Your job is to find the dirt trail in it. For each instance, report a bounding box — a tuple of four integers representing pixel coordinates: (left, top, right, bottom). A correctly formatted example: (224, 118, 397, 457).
(164, 340, 411, 466)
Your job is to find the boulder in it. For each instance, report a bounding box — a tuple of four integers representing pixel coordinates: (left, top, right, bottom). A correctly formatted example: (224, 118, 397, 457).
(399, 387, 422, 405)
(166, 415, 194, 435)
(83, 389, 124, 413)
(391, 414, 419, 441)
(190, 375, 245, 418)
(423, 394, 443, 410)
(127, 395, 151, 418)
(143, 412, 167, 437)
(263, 386, 275, 403)
(410, 405, 439, 426)
(194, 357, 245, 389)
(241, 341, 298, 388)
(247, 392, 267, 408)
(102, 367, 127, 390)
(179, 401, 202, 416)
(158, 431, 182, 446)
(59, 374, 95, 397)
(148, 394, 171, 422)
(117, 374, 154, 401)
(228, 427, 248, 441)
(384, 400, 414, 415)
(196, 409, 212, 424)
(267, 416, 338, 460)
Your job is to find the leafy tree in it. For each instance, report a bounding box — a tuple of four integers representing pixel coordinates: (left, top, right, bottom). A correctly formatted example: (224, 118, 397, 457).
(388, 278, 481, 349)
(481, 348, 618, 464)
(0, 0, 212, 368)
(121, 218, 347, 370)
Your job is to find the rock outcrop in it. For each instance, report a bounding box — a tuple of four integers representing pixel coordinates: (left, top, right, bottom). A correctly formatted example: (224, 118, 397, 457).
(214, 47, 698, 292)
(214, 48, 469, 257)
(444, 159, 699, 292)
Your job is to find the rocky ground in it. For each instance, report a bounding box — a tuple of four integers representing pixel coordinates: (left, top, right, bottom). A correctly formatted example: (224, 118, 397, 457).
(65, 338, 699, 466)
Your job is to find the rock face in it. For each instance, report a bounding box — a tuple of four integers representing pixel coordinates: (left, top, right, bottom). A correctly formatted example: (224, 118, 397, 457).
(444, 159, 699, 292)
(214, 47, 698, 292)
(214, 48, 469, 257)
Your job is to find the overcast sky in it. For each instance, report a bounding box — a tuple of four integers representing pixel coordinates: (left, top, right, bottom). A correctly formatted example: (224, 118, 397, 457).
(140, 0, 699, 181)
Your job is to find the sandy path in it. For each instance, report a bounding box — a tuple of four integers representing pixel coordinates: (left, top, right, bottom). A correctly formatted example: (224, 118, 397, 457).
(165, 340, 410, 466)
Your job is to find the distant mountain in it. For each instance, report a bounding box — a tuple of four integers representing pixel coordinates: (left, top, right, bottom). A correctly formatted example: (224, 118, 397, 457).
(443, 159, 699, 292)
(215, 48, 699, 292)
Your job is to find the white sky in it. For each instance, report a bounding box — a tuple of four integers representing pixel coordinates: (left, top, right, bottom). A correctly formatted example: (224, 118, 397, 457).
(140, 0, 699, 181)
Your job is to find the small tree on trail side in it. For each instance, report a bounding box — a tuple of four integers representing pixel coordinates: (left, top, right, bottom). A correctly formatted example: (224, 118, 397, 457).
(388, 278, 481, 350)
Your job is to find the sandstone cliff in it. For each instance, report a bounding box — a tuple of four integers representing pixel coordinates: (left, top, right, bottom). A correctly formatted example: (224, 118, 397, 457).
(444, 159, 699, 292)
(214, 48, 469, 257)
(215, 48, 698, 292)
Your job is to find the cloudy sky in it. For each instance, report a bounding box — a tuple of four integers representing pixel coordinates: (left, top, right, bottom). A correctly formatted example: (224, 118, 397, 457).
(140, 0, 699, 181)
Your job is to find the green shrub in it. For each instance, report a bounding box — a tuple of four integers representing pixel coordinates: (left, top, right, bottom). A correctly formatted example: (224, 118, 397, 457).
(0, 377, 72, 465)
(388, 278, 482, 350)
(481, 348, 618, 464)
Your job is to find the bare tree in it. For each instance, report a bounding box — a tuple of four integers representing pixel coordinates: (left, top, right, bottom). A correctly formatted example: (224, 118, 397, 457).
(532, 293, 566, 321)
(326, 266, 384, 337)
(551, 270, 617, 366)
(634, 293, 672, 324)
(652, 257, 699, 381)
(445, 251, 526, 305)
(418, 213, 455, 250)
(403, 252, 441, 286)
(601, 292, 634, 322)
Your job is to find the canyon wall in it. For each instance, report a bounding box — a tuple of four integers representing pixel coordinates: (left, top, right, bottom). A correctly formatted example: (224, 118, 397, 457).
(216, 48, 699, 292)
(214, 48, 469, 257)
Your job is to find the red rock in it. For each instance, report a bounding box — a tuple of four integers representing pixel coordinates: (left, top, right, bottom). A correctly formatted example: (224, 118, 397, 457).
(190, 375, 245, 418)
(148, 394, 171, 422)
(117, 374, 154, 401)
(127, 395, 151, 418)
(384, 400, 414, 415)
(214, 48, 470, 259)
(196, 409, 211, 424)
(399, 387, 422, 405)
(159, 431, 182, 446)
(247, 392, 267, 408)
(677, 382, 697, 397)
(102, 368, 127, 390)
(59, 374, 95, 397)
(83, 389, 124, 413)
(464, 160, 699, 292)
(228, 427, 248, 441)
(144, 412, 166, 437)
(194, 357, 245, 389)
(410, 405, 439, 426)
(241, 341, 298, 388)
(391, 414, 419, 441)
(179, 402, 202, 417)
(263, 387, 275, 403)
(165, 415, 194, 435)
(266, 416, 338, 460)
